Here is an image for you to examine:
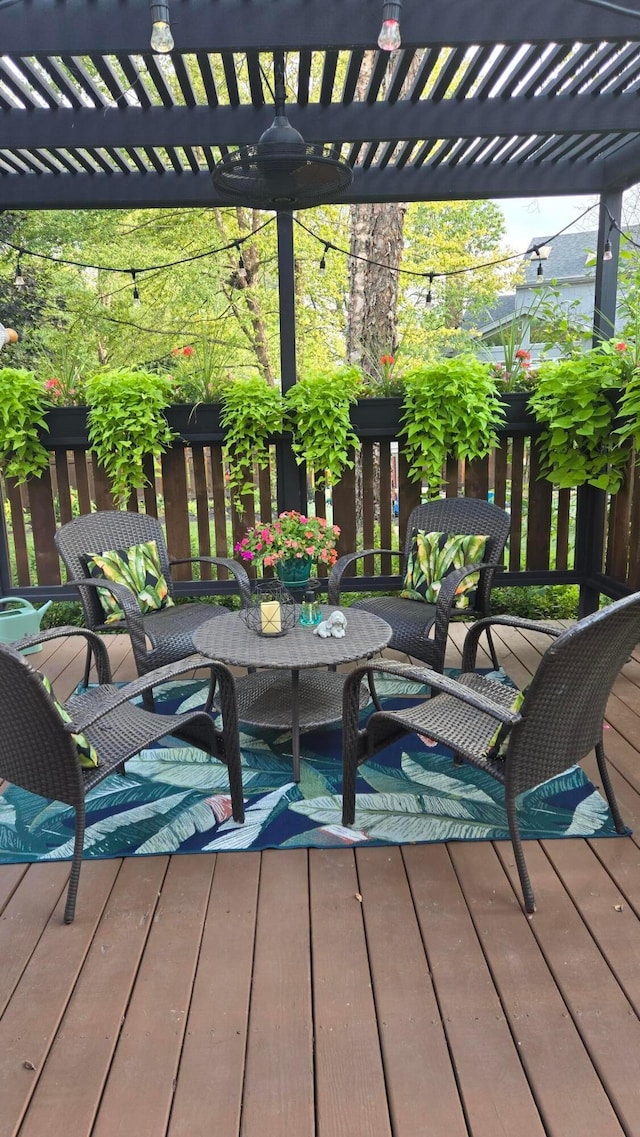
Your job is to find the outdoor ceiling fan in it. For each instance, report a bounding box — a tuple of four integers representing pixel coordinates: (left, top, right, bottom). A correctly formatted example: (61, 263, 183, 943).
(211, 59, 353, 210)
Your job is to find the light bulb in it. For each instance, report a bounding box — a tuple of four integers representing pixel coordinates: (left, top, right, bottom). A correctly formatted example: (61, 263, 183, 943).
(14, 259, 25, 289)
(378, 1, 402, 51)
(151, 19, 174, 52)
(603, 238, 613, 261)
(537, 261, 544, 279)
(378, 19, 401, 51)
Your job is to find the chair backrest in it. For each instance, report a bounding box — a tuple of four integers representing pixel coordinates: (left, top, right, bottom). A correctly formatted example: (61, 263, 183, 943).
(506, 591, 640, 795)
(0, 644, 85, 806)
(403, 498, 511, 613)
(55, 510, 173, 629)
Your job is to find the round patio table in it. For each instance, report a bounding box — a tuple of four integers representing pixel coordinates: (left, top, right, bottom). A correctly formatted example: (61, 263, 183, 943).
(193, 606, 391, 781)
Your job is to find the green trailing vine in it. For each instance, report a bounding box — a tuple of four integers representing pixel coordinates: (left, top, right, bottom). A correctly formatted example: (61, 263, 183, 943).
(400, 356, 505, 497)
(284, 366, 362, 486)
(220, 377, 284, 503)
(0, 367, 50, 482)
(528, 345, 629, 492)
(86, 369, 176, 507)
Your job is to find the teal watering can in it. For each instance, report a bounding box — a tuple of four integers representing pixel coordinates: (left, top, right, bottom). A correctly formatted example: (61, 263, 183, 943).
(0, 598, 52, 654)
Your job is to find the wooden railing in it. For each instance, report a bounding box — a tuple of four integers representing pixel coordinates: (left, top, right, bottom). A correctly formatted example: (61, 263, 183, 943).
(0, 402, 631, 604)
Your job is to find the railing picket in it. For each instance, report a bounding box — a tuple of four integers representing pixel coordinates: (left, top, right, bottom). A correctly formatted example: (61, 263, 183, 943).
(192, 445, 212, 577)
(54, 450, 74, 526)
(509, 437, 525, 572)
(161, 448, 192, 580)
(526, 440, 553, 570)
(27, 469, 60, 584)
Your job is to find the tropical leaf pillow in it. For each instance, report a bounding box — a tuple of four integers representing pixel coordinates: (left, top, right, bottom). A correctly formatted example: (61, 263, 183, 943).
(401, 530, 489, 609)
(485, 686, 527, 759)
(38, 672, 100, 768)
(81, 539, 175, 625)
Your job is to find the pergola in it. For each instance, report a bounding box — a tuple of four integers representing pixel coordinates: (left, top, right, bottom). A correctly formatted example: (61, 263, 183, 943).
(3, 0, 640, 358)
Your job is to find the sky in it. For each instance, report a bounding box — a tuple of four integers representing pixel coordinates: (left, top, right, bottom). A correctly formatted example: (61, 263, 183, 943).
(494, 195, 600, 254)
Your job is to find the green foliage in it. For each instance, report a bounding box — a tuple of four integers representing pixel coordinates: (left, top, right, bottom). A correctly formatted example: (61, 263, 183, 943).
(285, 366, 362, 486)
(220, 377, 284, 502)
(529, 344, 630, 491)
(40, 600, 84, 629)
(490, 585, 579, 620)
(400, 356, 505, 497)
(86, 369, 175, 507)
(0, 367, 50, 482)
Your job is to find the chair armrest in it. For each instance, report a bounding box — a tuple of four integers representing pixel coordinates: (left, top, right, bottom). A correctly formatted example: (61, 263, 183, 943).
(344, 659, 522, 726)
(67, 576, 146, 628)
(15, 625, 113, 683)
(66, 653, 234, 732)
(328, 549, 400, 604)
(434, 561, 501, 612)
(461, 614, 565, 672)
(170, 556, 252, 605)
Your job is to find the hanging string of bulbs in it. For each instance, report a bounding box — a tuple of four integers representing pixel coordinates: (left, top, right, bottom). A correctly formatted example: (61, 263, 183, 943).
(1, 216, 276, 303)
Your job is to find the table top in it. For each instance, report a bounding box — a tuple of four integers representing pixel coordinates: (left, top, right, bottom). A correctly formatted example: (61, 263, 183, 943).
(193, 605, 391, 670)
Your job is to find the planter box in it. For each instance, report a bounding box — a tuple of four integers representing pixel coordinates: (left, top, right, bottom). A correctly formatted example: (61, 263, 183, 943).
(499, 391, 539, 434)
(350, 397, 403, 436)
(43, 406, 90, 447)
(166, 403, 224, 442)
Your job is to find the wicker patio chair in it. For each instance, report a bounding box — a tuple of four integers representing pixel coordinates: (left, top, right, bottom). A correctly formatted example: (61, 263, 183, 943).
(0, 625, 244, 924)
(55, 510, 252, 686)
(342, 591, 640, 914)
(328, 498, 510, 674)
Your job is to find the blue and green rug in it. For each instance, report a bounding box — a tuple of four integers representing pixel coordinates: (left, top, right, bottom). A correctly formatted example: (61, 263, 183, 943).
(0, 672, 626, 863)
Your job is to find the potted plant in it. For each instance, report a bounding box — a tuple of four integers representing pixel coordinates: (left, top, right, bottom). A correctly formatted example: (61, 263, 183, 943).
(85, 368, 176, 507)
(220, 376, 284, 504)
(0, 366, 50, 482)
(528, 340, 632, 491)
(234, 510, 340, 587)
(165, 340, 231, 438)
(285, 365, 362, 485)
(399, 355, 506, 497)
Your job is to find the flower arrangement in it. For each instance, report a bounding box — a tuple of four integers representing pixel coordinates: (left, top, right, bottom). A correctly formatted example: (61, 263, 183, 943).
(234, 510, 340, 569)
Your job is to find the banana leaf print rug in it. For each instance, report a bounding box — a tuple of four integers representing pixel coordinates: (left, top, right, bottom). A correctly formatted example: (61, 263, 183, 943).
(0, 672, 625, 863)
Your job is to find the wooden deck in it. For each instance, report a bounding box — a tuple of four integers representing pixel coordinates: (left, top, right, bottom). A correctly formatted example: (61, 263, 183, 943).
(2, 624, 640, 1137)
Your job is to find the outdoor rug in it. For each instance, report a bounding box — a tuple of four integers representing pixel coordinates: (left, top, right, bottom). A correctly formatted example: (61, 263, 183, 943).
(0, 672, 627, 863)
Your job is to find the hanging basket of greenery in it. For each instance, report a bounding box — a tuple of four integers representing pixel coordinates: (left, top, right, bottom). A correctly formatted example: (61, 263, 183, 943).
(0, 367, 50, 483)
(220, 377, 284, 505)
(399, 356, 505, 497)
(285, 366, 362, 487)
(86, 369, 176, 507)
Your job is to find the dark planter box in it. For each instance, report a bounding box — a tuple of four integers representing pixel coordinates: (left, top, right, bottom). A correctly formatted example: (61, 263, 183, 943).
(499, 391, 539, 434)
(43, 406, 90, 447)
(165, 403, 224, 442)
(350, 397, 403, 436)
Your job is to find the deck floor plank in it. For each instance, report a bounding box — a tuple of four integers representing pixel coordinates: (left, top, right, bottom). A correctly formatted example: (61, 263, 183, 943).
(17, 856, 169, 1137)
(1, 627, 639, 1136)
(497, 840, 640, 1133)
(402, 843, 547, 1137)
(168, 853, 260, 1137)
(355, 845, 468, 1137)
(240, 849, 315, 1137)
(0, 861, 121, 1137)
(450, 841, 628, 1137)
(91, 855, 215, 1137)
(310, 848, 392, 1137)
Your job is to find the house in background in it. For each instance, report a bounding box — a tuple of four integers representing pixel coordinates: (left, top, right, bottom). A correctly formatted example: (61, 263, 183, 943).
(473, 227, 640, 363)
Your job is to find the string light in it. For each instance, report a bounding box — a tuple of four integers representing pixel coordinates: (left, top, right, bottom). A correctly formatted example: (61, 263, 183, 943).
(378, 0, 402, 51)
(150, 1, 174, 53)
(131, 270, 141, 306)
(425, 272, 433, 305)
(14, 253, 25, 289)
(319, 242, 330, 271)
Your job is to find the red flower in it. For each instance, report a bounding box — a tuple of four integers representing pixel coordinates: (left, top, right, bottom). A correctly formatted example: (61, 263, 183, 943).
(182, 346, 194, 357)
(380, 354, 395, 366)
(171, 347, 180, 356)
(515, 349, 531, 360)
(615, 342, 627, 352)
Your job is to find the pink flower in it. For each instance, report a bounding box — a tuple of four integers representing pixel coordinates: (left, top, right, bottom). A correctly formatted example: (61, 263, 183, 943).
(515, 349, 530, 360)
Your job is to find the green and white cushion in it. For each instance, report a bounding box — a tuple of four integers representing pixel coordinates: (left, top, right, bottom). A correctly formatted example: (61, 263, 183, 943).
(401, 530, 489, 609)
(81, 539, 175, 626)
(39, 672, 100, 768)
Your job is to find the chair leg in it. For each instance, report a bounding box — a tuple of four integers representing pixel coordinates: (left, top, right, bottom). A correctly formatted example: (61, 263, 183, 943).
(82, 643, 92, 690)
(485, 626, 500, 671)
(505, 793, 536, 914)
(64, 804, 86, 924)
(595, 740, 627, 834)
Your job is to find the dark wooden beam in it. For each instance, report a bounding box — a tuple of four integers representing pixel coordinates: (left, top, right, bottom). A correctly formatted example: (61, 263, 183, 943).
(2, 0, 640, 55)
(0, 159, 614, 210)
(3, 93, 640, 150)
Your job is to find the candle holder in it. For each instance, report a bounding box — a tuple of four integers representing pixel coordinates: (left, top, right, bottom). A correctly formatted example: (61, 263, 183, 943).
(240, 580, 298, 637)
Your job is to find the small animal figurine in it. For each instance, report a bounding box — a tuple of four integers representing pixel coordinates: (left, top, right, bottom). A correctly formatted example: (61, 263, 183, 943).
(0, 324, 18, 353)
(313, 609, 347, 638)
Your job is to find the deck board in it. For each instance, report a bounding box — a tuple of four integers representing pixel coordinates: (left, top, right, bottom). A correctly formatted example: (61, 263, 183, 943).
(1, 624, 640, 1136)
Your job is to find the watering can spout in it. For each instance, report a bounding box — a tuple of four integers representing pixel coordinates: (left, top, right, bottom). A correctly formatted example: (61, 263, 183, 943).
(39, 601, 53, 620)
